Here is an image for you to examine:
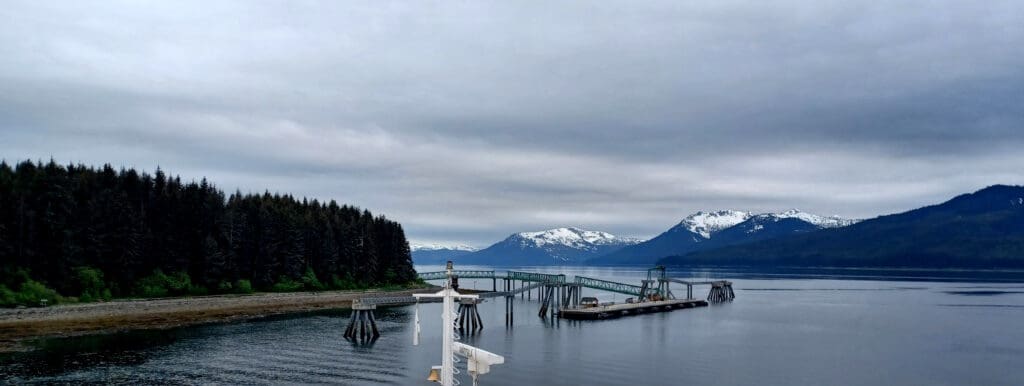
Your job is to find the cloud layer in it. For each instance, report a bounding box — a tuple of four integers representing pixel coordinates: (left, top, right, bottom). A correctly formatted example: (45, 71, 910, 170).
(2, 1, 1023, 245)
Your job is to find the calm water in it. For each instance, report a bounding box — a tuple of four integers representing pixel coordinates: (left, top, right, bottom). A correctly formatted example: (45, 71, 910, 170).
(3, 266, 1024, 385)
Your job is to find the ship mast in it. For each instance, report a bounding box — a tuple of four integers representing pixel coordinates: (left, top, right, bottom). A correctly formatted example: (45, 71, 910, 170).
(414, 261, 505, 386)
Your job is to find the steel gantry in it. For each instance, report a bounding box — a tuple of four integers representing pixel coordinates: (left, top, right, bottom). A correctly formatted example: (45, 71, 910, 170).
(573, 276, 646, 297)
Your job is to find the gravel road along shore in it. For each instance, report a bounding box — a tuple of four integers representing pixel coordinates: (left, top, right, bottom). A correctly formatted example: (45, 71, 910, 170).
(0, 288, 433, 353)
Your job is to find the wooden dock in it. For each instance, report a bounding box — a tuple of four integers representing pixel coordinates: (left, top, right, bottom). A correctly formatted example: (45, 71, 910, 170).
(558, 298, 708, 320)
(350, 266, 732, 339)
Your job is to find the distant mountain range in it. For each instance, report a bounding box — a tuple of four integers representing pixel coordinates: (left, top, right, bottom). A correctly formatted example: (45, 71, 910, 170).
(415, 211, 857, 266)
(412, 185, 1024, 269)
(454, 227, 642, 265)
(410, 244, 479, 264)
(661, 185, 1024, 268)
(589, 209, 858, 265)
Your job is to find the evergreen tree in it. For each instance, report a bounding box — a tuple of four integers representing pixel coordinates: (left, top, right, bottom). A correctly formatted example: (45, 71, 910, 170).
(0, 160, 417, 305)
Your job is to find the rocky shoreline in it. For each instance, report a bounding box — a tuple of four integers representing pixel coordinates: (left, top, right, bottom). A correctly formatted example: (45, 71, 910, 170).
(0, 288, 432, 353)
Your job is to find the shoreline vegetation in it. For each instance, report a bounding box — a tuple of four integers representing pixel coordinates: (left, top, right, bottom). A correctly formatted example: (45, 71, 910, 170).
(1, 160, 418, 307)
(0, 286, 434, 354)
(0, 160, 425, 353)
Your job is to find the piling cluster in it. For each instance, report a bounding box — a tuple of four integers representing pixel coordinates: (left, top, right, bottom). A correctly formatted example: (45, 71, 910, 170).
(706, 281, 735, 303)
(344, 302, 380, 342)
(457, 298, 484, 333)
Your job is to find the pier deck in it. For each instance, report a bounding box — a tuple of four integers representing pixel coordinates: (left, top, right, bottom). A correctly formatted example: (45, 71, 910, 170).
(348, 266, 730, 340)
(559, 299, 708, 320)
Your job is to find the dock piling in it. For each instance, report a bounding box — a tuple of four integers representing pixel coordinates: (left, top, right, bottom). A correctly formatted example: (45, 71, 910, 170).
(707, 281, 735, 303)
(457, 298, 484, 333)
(344, 302, 379, 342)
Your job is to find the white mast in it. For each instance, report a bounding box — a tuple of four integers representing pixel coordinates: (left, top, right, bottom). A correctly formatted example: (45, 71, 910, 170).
(440, 261, 456, 385)
(414, 261, 504, 386)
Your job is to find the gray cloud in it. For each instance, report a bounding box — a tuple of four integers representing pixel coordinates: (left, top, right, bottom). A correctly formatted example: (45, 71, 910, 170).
(2, 1, 1023, 246)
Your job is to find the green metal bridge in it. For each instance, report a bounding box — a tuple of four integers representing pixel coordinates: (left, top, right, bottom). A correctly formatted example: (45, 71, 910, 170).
(417, 270, 497, 281)
(417, 269, 664, 297)
(417, 270, 566, 283)
(506, 271, 565, 284)
(415, 267, 729, 303)
(573, 276, 646, 296)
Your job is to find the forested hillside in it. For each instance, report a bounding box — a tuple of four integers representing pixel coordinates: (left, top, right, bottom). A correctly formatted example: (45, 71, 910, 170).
(0, 160, 417, 306)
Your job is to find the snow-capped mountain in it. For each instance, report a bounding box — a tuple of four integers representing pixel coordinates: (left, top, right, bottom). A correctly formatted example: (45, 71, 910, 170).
(758, 209, 859, 229)
(681, 210, 753, 238)
(514, 228, 642, 249)
(410, 243, 480, 264)
(590, 209, 859, 265)
(410, 243, 479, 252)
(459, 227, 643, 265)
(665, 185, 1024, 268)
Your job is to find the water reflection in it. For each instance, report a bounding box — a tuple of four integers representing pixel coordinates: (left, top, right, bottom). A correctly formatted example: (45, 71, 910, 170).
(943, 290, 1024, 296)
(3, 267, 1024, 385)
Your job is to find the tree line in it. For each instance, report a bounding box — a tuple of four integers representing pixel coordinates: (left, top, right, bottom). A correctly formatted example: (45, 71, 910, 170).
(0, 160, 418, 306)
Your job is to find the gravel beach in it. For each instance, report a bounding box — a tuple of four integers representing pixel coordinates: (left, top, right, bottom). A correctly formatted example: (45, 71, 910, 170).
(0, 288, 432, 353)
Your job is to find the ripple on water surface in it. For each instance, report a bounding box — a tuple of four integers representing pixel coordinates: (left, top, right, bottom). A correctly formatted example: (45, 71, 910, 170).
(2, 310, 411, 385)
(4, 269, 1024, 386)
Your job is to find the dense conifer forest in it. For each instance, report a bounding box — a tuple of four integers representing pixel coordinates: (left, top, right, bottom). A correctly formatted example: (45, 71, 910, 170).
(0, 160, 418, 306)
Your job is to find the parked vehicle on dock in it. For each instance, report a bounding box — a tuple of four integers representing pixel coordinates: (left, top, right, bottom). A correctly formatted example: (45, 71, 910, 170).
(580, 297, 600, 308)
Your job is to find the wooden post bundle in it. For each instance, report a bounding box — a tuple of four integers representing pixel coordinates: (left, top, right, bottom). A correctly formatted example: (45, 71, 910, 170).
(505, 295, 513, 326)
(457, 298, 484, 333)
(537, 285, 548, 317)
(344, 302, 380, 342)
(538, 285, 556, 318)
(562, 285, 578, 309)
(706, 281, 736, 303)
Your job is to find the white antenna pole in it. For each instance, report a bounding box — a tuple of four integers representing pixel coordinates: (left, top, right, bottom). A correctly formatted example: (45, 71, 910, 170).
(415, 261, 499, 386)
(441, 262, 455, 386)
(413, 301, 421, 346)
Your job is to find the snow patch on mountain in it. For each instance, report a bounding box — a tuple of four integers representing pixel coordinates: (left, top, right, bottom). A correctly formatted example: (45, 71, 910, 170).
(681, 209, 859, 237)
(410, 243, 479, 252)
(681, 210, 752, 238)
(514, 227, 643, 250)
(758, 209, 860, 228)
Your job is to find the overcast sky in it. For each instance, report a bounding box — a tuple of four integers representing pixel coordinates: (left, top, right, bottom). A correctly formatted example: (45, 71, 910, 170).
(2, 1, 1022, 246)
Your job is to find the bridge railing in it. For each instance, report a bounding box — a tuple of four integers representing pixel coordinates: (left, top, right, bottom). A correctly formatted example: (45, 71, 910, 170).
(573, 276, 644, 296)
(664, 278, 725, 286)
(506, 271, 566, 284)
(358, 294, 425, 303)
(418, 270, 496, 281)
(480, 281, 546, 298)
